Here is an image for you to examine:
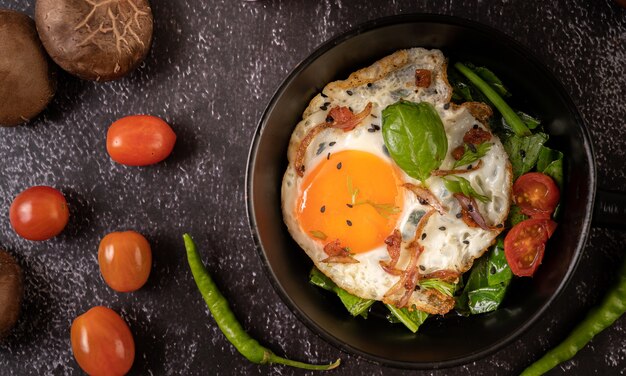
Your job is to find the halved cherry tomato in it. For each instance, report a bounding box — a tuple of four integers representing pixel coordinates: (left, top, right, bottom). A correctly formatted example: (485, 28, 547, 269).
(504, 218, 557, 277)
(106, 115, 176, 166)
(513, 172, 560, 218)
(9, 186, 69, 241)
(71, 306, 135, 376)
(98, 231, 152, 292)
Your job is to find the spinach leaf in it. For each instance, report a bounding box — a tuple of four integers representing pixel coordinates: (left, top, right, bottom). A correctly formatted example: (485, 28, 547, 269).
(501, 111, 541, 132)
(443, 176, 489, 203)
(473, 66, 511, 97)
(382, 101, 448, 182)
(537, 146, 564, 189)
(506, 205, 529, 228)
(456, 238, 512, 315)
(418, 279, 456, 296)
(502, 132, 549, 178)
(385, 304, 429, 333)
(309, 267, 374, 318)
(453, 142, 493, 168)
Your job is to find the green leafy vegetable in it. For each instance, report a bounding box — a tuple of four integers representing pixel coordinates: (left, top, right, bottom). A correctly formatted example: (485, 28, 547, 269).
(309, 268, 374, 318)
(418, 279, 456, 296)
(354, 200, 401, 219)
(537, 146, 564, 189)
(443, 176, 489, 203)
(473, 66, 511, 97)
(382, 100, 448, 182)
(453, 142, 492, 168)
(456, 238, 512, 315)
(506, 205, 529, 228)
(385, 304, 429, 333)
(502, 132, 549, 178)
(454, 62, 531, 137)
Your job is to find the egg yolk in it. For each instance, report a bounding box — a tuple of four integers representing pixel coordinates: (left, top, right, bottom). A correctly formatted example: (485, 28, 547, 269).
(296, 150, 404, 254)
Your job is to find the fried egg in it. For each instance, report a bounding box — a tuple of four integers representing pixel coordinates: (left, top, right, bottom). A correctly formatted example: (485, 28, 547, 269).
(281, 48, 512, 315)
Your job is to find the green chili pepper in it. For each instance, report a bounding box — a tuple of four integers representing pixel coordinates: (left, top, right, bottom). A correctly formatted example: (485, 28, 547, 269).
(521, 258, 626, 375)
(454, 62, 531, 137)
(183, 234, 340, 371)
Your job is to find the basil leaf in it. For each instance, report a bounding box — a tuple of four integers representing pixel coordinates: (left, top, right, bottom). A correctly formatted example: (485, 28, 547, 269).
(443, 176, 489, 203)
(453, 142, 492, 168)
(467, 286, 508, 314)
(473, 66, 511, 97)
(537, 146, 564, 190)
(385, 304, 429, 333)
(486, 238, 512, 286)
(502, 132, 549, 178)
(309, 267, 374, 318)
(418, 278, 456, 296)
(382, 101, 448, 182)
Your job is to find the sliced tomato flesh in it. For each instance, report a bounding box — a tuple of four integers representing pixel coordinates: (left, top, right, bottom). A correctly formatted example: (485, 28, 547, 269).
(513, 172, 560, 218)
(504, 218, 557, 277)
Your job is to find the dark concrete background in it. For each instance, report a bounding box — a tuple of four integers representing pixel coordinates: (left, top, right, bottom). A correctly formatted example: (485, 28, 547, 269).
(0, 0, 625, 375)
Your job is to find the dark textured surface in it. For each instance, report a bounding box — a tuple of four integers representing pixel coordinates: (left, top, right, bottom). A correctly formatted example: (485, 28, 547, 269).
(0, 0, 624, 375)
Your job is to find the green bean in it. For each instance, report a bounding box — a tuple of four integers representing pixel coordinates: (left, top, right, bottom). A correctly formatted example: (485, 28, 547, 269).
(521, 258, 626, 375)
(454, 62, 531, 137)
(183, 234, 340, 371)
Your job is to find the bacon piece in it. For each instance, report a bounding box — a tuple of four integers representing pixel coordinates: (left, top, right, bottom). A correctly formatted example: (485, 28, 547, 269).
(432, 160, 483, 176)
(414, 69, 432, 88)
(321, 239, 358, 264)
(453, 193, 491, 231)
(463, 126, 492, 145)
(294, 123, 329, 177)
(383, 210, 436, 308)
(403, 183, 447, 215)
(380, 229, 403, 275)
(461, 102, 493, 124)
(452, 146, 465, 160)
(419, 269, 461, 283)
(327, 102, 372, 132)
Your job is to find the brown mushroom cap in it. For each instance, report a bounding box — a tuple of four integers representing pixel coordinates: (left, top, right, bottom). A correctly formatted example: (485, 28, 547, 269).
(35, 0, 153, 82)
(0, 249, 23, 340)
(0, 9, 56, 127)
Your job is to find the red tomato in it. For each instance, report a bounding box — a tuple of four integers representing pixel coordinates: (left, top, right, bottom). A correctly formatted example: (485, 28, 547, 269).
(71, 306, 135, 376)
(513, 172, 560, 218)
(98, 231, 152, 292)
(9, 186, 69, 241)
(504, 218, 557, 277)
(106, 115, 176, 166)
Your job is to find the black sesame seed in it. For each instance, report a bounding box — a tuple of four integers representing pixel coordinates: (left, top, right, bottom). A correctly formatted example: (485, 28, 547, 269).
(382, 145, 390, 156)
(323, 102, 330, 106)
(467, 164, 473, 170)
(346, 90, 353, 96)
(419, 265, 426, 271)
(337, 162, 342, 170)
(496, 223, 504, 228)
(346, 203, 353, 208)
(372, 124, 380, 130)
(367, 128, 376, 133)
(490, 266, 496, 275)
(520, 149, 526, 158)
(443, 103, 450, 110)
(346, 220, 352, 226)
(371, 114, 378, 118)
(467, 204, 474, 212)
(321, 92, 327, 98)
(415, 285, 421, 290)
(421, 233, 427, 240)
(419, 198, 428, 205)
(327, 152, 331, 160)
(473, 124, 479, 129)
(456, 212, 463, 219)
(320, 105, 328, 111)
(463, 240, 470, 245)
(329, 141, 336, 146)
(468, 143, 477, 153)
(348, 107, 353, 112)
(439, 226, 446, 231)
(367, 83, 372, 87)
(326, 115, 334, 123)
(320, 206, 326, 213)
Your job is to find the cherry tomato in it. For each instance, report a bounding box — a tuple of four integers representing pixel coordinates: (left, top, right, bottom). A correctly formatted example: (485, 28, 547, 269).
(513, 172, 560, 218)
(71, 306, 135, 376)
(9, 186, 69, 241)
(98, 231, 152, 292)
(504, 218, 557, 277)
(106, 115, 176, 166)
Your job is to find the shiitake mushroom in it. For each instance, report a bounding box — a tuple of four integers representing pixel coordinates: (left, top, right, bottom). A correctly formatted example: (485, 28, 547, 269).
(0, 249, 23, 339)
(0, 9, 56, 127)
(35, 0, 153, 82)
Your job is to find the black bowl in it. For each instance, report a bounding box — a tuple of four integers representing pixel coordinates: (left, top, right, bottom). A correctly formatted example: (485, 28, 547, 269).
(246, 14, 595, 369)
